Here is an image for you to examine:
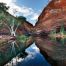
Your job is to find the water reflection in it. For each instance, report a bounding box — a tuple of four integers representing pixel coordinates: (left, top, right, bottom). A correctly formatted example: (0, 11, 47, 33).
(35, 37, 66, 60)
(17, 44, 51, 66)
(34, 24, 66, 66)
(16, 25, 66, 66)
(3, 24, 66, 66)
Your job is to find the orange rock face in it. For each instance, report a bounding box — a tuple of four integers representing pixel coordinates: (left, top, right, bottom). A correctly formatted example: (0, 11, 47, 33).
(17, 21, 33, 35)
(35, 0, 66, 33)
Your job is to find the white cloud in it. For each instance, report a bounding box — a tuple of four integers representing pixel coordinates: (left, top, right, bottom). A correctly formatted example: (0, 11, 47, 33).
(48, 0, 52, 2)
(32, 46, 40, 52)
(0, 0, 40, 25)
(26, 43, 40, 54)
(31, 13, 39, 21)
(0, 0, 16, 5)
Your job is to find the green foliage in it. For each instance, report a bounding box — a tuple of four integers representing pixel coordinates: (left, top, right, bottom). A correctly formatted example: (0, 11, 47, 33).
(0, 12, 5, 20)
(7, 17, 16, 27)
(0, 5, 28, 43)
(0, 3, 9, 12)
(16, 35, 29, 44)
(50, 23, 66, 44)
(0, 4, 31, 65)
(17, 16, 26, 22)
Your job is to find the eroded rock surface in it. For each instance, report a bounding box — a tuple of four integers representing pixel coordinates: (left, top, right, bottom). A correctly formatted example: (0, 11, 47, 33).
(35, 0, 66, 33)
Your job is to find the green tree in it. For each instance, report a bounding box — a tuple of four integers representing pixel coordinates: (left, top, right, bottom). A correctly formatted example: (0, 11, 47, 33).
(17, 16, 26, 21)
(0, 3, 9, 12)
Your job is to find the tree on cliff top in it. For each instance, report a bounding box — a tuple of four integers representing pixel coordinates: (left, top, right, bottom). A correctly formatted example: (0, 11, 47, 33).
(0, 3, 9, 12)
(17, 16, 26, 22)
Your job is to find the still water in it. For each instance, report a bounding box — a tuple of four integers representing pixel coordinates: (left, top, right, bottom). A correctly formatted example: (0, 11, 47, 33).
(17, 43, 51, 66)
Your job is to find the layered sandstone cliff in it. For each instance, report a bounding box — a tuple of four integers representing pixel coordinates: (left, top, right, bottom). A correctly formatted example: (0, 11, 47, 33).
(35, 0, 66, 33)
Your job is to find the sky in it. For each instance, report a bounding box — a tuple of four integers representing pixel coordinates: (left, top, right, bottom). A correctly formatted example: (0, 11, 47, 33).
(0, 0, 50, 25)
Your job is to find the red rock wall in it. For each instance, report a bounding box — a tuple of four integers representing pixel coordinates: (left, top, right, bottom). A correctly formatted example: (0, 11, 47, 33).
(35, 0, 66, 33)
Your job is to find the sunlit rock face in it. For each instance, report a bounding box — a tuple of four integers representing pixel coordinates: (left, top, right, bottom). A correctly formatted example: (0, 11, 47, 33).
(34, 0, 66, 66)
(0, 11, 33, 66)
(35, 0, 66, 33)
